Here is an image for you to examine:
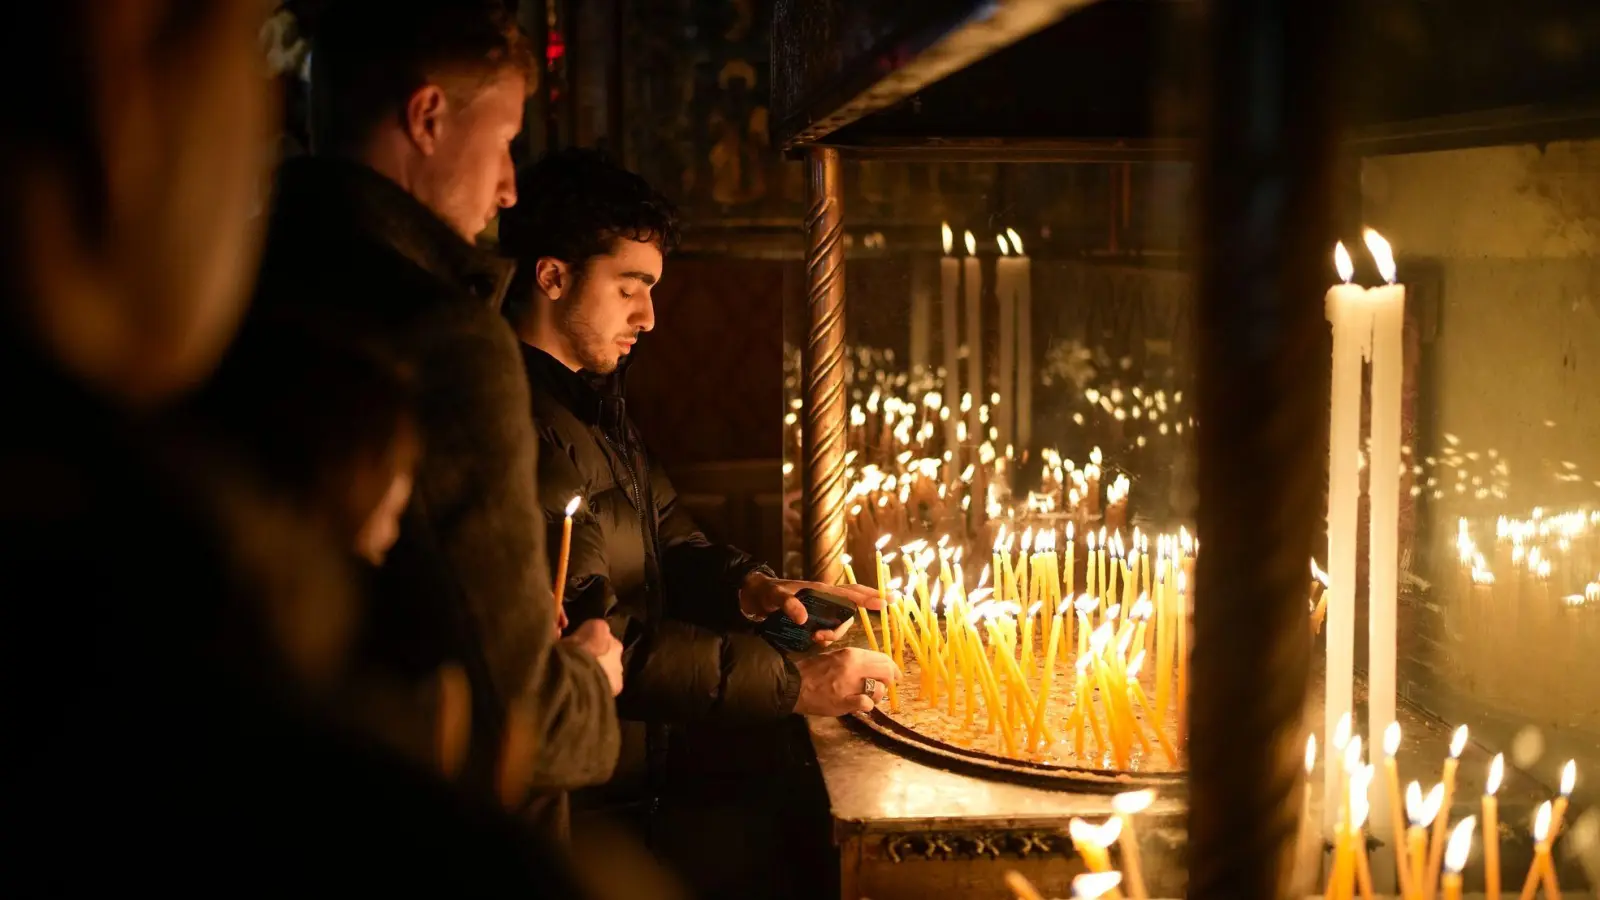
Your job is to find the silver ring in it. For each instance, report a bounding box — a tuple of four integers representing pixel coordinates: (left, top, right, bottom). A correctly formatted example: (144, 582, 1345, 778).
(862, 677, 879, 698)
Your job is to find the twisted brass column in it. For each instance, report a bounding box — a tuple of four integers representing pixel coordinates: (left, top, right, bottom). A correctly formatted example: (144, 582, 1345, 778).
(802, 147, 847, 585)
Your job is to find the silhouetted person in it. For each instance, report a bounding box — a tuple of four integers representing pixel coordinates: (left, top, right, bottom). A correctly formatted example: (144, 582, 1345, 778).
(0, 0, 602, 893)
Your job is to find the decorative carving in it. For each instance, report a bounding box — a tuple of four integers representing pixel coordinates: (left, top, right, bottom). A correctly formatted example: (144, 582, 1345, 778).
(880, 829, 1070, 863)
(801, 147, 848, 585)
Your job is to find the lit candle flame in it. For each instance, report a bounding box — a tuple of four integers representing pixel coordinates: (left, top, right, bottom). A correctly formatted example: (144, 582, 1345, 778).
(1070, 871, 1123, 900)
(1089, 623, 1113, 655)
(1006, 227, 1025, 256)
(941, 222, 953, 256)
(1127, 650, 1146, 677)
(1364, 228, 1397, 284)
(1113, 789, 1155, 815)
(1384, 721, 1402, 758)
(1534, 800, 1552, 842)
(876, 534, 892, 551)
(1305, 734, 1318, 775)
(565, 495, 583, 517)
(1411, 782, 1445, 827)
(1345, 736, 1364, 773)
(1333, 711, 1353, 751)
(1334, 241, 1354, 284)
(963, 230, 976, 256)
(1444, 816, 1476, 874)
(996, 234, 1010, 256)
(1561, 759, 1576, 796)
(1450, 725, 1469, 759)
(1311, 558, 1331, 587)
(1486, 754, 1504, 797)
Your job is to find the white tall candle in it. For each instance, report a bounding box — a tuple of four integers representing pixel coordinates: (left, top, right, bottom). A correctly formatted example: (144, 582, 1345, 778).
(910, 256, 932, 376)
(963, 230, 984, 440)
(1009, 228, 1034, 453)
(995, 234, 1019, 454)
(1325, 240, 1371, 836)
(940, 224, 961, 455)
(1363, 228, 1405, 856)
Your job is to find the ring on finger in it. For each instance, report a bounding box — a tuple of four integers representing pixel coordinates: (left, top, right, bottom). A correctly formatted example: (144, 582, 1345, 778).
(861, 677, 879, 699)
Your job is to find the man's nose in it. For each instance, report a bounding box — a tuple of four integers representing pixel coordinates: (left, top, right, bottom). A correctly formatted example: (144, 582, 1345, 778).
(634, 296, 655, 333)
(496, 151, 517, 209)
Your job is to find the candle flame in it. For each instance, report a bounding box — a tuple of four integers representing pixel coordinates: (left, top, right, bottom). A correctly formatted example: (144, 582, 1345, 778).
(996, 234, 1010, 256)
(1021, 526, 1034, 552)
(565, 495, 583, 517)
(1070, 871, 1123, 900)
(1486, 754, 1504, 796)
(1534, 800, 1552, 842)
(1057, 596, 1075, 616)
(1445, 816, 1476, 873)
(1364, 228, 1397, 284)
(1351, 780, 1371, 829)
(1333, 712, 1353, 751)
(1561, 759, 1576, 795)
(1076, 654, 1093, 673)
(1311, 558, 1331, 587)
(1450, 725, 1469, 759)
(1089, 623, 1113, 655)
(1027, 600, 1043, 618)
(876, 534, 892, 551)
(1417, 782, 1445, 827)
(1006, 227, 1025, 256)
(963, 230, 976, 256)
(1406, 781, 1424, 824)
(1105, 604, 1121, 622)
(1334, 241, 1354, 283)
(1075, 594, 1098, 615)
(1127, 650, 1146, 677)
(1067, 522, 1075, 541)
(1384, 721, 1402, 758)
(941, 222, 953, 256)
(1113, 789, 1155, 815)
(1345, 736, 1364, 773)
(1306, 734, 1318, 775)
(840, 553, 852, 565)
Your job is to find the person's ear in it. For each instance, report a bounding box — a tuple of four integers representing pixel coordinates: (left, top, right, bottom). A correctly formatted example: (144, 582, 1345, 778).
(535, 257, 570, 301)
(404, 84, 449, 155)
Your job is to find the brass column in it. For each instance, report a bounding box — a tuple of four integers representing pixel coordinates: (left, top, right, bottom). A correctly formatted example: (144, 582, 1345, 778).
(1189, 0, 1344, 897)
(802, 147, 848, 584)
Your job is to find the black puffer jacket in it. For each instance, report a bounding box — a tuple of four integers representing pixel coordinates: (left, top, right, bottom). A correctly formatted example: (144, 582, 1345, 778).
(521, 345, 801, 778)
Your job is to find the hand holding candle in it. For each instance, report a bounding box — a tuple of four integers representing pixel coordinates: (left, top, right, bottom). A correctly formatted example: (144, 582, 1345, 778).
(553, 495, 582, 609)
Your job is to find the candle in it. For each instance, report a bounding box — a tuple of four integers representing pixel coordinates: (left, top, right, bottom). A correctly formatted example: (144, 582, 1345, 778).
(962, 230, 982, 441)
(1066, 522, 1077, 597)
(1551, 759, 1576, 839)
(1155, 568, 1171, 720)
(1068, 817, 1125, 888)
(1352, 766, 1376, 900)
(1112, 790, 1154, 900)
(1007, 229, 1033, 451)
(1383, 723, 1418, 900)
(1004, 871, 1045, 900)
(1425, 726, 1470, 900)
(1518, 801, 1560, 900)
(1442, 816, 1476, 900)
(1364, 229, 1406, 857)
(940, 224, 961, 454)
(1297, 735, 1321, 896)
(1126, 652, 1176, 765)
(1175, 571, 1188, 748)
(1484, 754, 1503, 900)
(996, 234, 1017, 453)
(1325, 240, 1369, 835)
(1027, 596, 1068, 751)
(553, 495, 582, 609)
(1407, 782, 1445, 900)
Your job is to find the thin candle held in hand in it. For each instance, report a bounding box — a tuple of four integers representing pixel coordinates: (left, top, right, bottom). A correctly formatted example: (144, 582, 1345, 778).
(1484, 753, 1503, 900)
(553, 495, 582, 609)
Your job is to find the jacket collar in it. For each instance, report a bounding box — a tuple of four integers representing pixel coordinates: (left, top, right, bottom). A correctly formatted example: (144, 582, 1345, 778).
(271, 156, 515, 308)
(519, 343, 631, 422)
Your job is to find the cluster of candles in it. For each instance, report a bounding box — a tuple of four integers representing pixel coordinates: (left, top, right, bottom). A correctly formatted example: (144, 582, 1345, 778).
(1004, 788, 1161, 900)
(1307, 714, 1578, 900)
(1454, 507, 1600, 605)
(841, 522, 1195, 770)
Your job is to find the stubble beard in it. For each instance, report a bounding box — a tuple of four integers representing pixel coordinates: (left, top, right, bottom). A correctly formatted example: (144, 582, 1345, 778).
(558, 296, 621, 375)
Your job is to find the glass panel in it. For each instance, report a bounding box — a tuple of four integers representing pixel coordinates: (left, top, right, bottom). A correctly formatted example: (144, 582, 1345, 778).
(783, 159, 1198, 778)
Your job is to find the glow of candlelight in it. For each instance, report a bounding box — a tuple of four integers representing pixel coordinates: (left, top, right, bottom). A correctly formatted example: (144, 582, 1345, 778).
(1113, 789, 1155, 815)
(1364, 228, 1397, 284)
(1306, 734, 1317, 775)
(1486, 753, 1504, 796)
(1444, 816, 1476, 873)
(1333, 711, 1353, 751)
(941, 222, 953, 256)
(565, 495, 583, 517)
(1006, 228, 1025, 255)
(1560, 759, 1576, 796)
(996, 234, 1010, 256)
(1128, 650, 1145, 677)
(1385, 721, 1402, 759)
(1534, 800, 1552, 842)
(1335, 241, 1354, 283)
(1450, 725, 1469, 759)
(1071, 872, 1123, 900)
(1345, 736, 1364, 773)
(876, 534, 892, 550)
(963, 230, 976, 256)
(1409, 782, 1445, 827)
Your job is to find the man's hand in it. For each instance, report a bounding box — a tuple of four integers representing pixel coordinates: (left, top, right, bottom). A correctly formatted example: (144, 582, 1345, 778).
(739, 572, 883, 645)
(793, 648, 900, 717)
(563, 618, 623, 696)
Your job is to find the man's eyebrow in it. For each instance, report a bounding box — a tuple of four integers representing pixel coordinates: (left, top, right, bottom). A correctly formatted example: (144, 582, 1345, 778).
(621, 271, 657, 286)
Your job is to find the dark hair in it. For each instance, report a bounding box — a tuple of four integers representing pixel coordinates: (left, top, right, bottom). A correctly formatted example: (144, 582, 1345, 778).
(498, 147, 681, 271)
(200, 327, 418, 526)
(307, 0, 534, 156)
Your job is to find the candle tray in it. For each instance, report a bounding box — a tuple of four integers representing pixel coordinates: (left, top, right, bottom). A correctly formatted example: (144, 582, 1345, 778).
(847, 707, 1188, 792)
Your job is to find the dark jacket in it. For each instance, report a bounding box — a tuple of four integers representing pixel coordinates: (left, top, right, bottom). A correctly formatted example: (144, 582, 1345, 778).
(0, 344, 597, 895)
(520, 344, 800, 785)
(228, 158, 620, 813)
